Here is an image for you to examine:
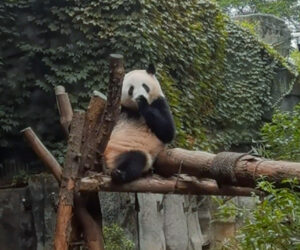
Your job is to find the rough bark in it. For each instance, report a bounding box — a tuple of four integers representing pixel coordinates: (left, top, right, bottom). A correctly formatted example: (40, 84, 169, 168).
(21, 127, 62, 181)
(155, 148, 300, 187)
(80, 94, 106, 174)
(55, 86, 73, 137)
(74, 194, 105, 250)
(75, 54, 124, 250)
(79, 174, 262, 196)
(54, 89, 105, 250)
(94, 54, 124, 169)
(54, 111, 85, 250)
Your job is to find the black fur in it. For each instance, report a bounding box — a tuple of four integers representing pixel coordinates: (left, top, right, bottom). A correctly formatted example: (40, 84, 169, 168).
(146, 63, 156, 75)
(142, 83, 150, 93)
(111, 151, 147, 183)
(136, 96, 175, 143)
(121, 106, 141, 119)
(128, 85, 134, 96)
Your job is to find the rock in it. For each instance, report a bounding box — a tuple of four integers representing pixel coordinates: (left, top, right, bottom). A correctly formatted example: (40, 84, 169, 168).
(0, 187, 36, 250)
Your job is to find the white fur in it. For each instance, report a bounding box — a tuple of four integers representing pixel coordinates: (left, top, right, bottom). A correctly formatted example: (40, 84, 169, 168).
(121, 69, 164, 110)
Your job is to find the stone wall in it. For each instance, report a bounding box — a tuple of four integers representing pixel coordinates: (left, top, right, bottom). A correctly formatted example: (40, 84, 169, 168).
(235, 14, 291, 57)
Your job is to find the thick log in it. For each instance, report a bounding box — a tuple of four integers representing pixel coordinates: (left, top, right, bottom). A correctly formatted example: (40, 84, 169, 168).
(155, 148, 300, 187)
(54, 90, 105, 250)
(95, 54, 124, 167)
(54, 111, 85, 250)
(79, 174, 262, 196)
(55, 86, 73, 137)
(74, 54, 124, 250)
(74, 194, 104, 250)
(21, 127, 62, 181)
(80, 93, 106, 174)
(79, 54, 124, 173)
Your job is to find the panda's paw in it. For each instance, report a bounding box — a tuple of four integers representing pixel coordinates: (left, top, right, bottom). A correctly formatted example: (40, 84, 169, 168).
(135, 95, 149, 110)
(111, 169, 126, 183)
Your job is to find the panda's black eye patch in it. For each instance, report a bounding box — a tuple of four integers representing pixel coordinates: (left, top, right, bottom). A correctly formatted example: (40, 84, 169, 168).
(142, 83, 150, 93)
(128, 86, 134, 96)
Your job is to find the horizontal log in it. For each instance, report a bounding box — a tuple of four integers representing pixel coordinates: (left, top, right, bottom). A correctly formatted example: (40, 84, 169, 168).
(79, 174, 261, 196)
(155, 148, 300, 187)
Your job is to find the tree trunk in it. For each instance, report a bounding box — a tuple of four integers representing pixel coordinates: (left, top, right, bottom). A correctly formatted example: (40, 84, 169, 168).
(54, 111, 85, 250)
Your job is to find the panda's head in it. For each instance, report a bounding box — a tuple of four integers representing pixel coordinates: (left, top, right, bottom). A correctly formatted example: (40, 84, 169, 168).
(121, 64, 164, 110)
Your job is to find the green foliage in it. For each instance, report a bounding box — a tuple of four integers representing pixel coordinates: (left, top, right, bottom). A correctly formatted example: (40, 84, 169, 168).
(103, 224, 134, 250)
(258, 104, 300, 161)
(0, 0, 296, 159)
(291, 50, 300, 73)
(12, 170, 29, 186)
(212, 196, 240, 222)
(217, 179, 300, 250)
(235, 20, 258, 36)
(208, 21, 285, 150)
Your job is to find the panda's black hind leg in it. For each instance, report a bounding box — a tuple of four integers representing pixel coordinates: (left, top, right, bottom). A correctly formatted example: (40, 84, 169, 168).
(111, 151, 147, 183)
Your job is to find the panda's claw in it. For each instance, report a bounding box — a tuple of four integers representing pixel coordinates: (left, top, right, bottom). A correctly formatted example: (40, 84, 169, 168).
(111, 168, 126, 183)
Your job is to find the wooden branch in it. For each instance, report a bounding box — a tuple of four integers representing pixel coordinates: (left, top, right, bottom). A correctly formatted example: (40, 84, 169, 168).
(95, 54, 124, 166)
(21, 127, 62, 181)
(79, 54, 124, 173)
(155, 148, 300, 187)
(74, 194, 104, 250)
(54, 111, 85, 250)
(55, 86, 73, 136)
(80, 93, 107, 173)
(79, 174, 262, 196)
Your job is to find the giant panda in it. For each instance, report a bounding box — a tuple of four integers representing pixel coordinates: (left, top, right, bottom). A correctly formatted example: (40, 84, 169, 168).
(103, 64, 175, 183)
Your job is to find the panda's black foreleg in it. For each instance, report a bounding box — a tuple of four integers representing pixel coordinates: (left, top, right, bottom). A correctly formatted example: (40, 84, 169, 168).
(111, 151, 147, 183)
(136, 96, 175, 143)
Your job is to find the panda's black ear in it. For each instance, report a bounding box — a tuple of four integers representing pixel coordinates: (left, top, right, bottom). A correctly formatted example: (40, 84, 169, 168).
(146, 63, 156, 75)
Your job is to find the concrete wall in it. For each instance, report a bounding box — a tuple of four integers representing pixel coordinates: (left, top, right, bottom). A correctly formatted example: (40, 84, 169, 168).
(0, 175, 210, 250)
(235, 14, 291, 57)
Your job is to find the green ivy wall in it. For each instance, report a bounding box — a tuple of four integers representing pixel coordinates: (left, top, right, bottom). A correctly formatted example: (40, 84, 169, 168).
(0, 0, 297, 163)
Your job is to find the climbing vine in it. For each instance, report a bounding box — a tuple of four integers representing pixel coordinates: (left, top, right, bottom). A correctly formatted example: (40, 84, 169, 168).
(0, 0, 297, 163)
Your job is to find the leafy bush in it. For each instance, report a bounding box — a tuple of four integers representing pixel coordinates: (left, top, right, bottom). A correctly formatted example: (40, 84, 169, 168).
(258, 104, 300, 161)
(291, 50, 300, 73)
(103, 224, 134, 250)
(215, 179, 300, 250)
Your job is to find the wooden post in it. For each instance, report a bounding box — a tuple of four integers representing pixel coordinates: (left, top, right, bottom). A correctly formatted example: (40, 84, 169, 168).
(94, 54, 124, 170)
(74, 194, 105, 250)
(55, 85, 73, 137)
(75, 54, 124, 250)
(54, 111, 85, 250)
(80, 94, 107, 174)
